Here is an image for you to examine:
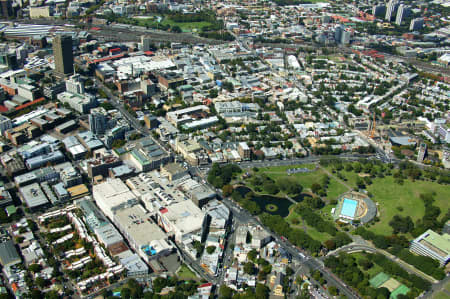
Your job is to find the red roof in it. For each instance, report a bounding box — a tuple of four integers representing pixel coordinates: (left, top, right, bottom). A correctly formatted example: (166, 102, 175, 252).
(198, 283, 213, 288)
(109, 48, 121, 53)
(144, 51, 154, 56)
(89, 53, 124, 65)
(159, 207, 168, 214)
(15, 97, 44, 111)
(91, 27, 101, 31)
(0, 105, 8, 113)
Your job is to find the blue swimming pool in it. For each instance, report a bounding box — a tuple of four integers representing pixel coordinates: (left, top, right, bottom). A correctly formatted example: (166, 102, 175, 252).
(341, 198, 358, 218)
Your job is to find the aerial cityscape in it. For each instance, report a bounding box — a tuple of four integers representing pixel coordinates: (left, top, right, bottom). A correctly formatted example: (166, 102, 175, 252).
(0, 0, 448, 298)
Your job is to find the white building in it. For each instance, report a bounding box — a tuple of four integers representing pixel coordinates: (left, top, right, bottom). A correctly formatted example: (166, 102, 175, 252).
(158, 200, 206, 242)
(113, 205, 172, 263)
(0, 115, 12, 136)
(92, 178, 138, 219)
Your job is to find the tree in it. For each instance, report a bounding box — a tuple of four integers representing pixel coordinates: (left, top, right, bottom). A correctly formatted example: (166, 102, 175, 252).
(171, 25, 182, 33)
(311, 183, 321, 194)
(222, 185, 233, 197)
(206, 246, 216, 254)
(243, 262, 255, 275)
(247, 249, 258, 262)
(35, 277, 47, 288)
(219, 285, 233, 299)
(389, 215, 414, 234)
(120, 287, 131, 299)
(28, 264, 42, 273)
(255, 283, 270, 299)
(328, 285, 338, 296)
(209, 89, 218, 98)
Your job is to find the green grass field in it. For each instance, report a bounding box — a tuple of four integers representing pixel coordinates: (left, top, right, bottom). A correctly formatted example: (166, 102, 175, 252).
(177, 264, 198, 280)
(245, 163, 450, 240)
(433, 291, 450, 299)
(131, 15, 213, 32)
(252, 164, 347, 200)
(365, 176, 450, 236)
(286, 208, 332, 243)
(160, 19, 212, 32)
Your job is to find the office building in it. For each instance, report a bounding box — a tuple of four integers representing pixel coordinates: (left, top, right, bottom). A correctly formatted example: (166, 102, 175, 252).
(395, 4, 410, 26)
(66, 73, 85, 94)
(141, 35, 151, 52)
(410, 18, 424, 31)
(0, 0, 13, 19)
(334, 26, 343, 43)
(19, 183, 49, 210)
(0, 240, 21, 268)
(385, 0, 399, 21)
(410, 230, 450, 266)
(340, 30, 351, 44)
(417, 143, 427, 162)
(53, 34, 74, 77)
(0, 115, 12, 136)
(89, 111, 107, 135)
(238, 142, 251, 160)
(372, 4, 386, 17)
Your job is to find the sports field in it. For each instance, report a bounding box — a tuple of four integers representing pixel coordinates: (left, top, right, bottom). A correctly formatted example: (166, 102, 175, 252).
(369, 272, 390, 288)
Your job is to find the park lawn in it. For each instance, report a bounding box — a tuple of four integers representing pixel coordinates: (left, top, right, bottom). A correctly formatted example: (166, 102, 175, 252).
(160, 19, 213, 32)
(366, 176, 450, 236)
(351, 253, 384, 278)
(320, 204, 335, 221)
(433, 291, 449, 299)
(445, 280, 450, 292)
(325, 178, 349, 201)
(286, 209, 332, 243)
(255, 164, 323, 190)
(177, 264, 198, 280)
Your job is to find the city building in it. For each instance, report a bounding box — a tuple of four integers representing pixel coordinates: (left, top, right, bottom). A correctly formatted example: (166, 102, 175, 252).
(385, 0, 399, 21)
(158, 200, 206, 242)
(0, 240, 21, 268)
(410, 230, 450, 266)
(66, 73, 85, 94)
(0, 115, 12, 136)
(141, 35, 151, 52)
(25, 150, 64, 170)
(19, 183, 49, 210)
(160, 163, 188, 182)
(372, 4, 386, 17)
(417, 142, 427, 162)
(395, 4, 410, 26)
(57, 92, 97, 114)
(53, 34, 74, 77)
(410, 18, 424, 31)
(89, 110, 107, 135)
(113, 204, 172, 263)
(92, 178, 138, 219)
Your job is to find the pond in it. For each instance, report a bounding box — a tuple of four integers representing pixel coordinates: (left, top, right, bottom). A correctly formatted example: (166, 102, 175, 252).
(234, 186, 312, 217)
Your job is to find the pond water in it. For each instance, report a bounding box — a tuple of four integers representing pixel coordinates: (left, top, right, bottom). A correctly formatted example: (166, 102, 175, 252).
(234, 186, 312, 217)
